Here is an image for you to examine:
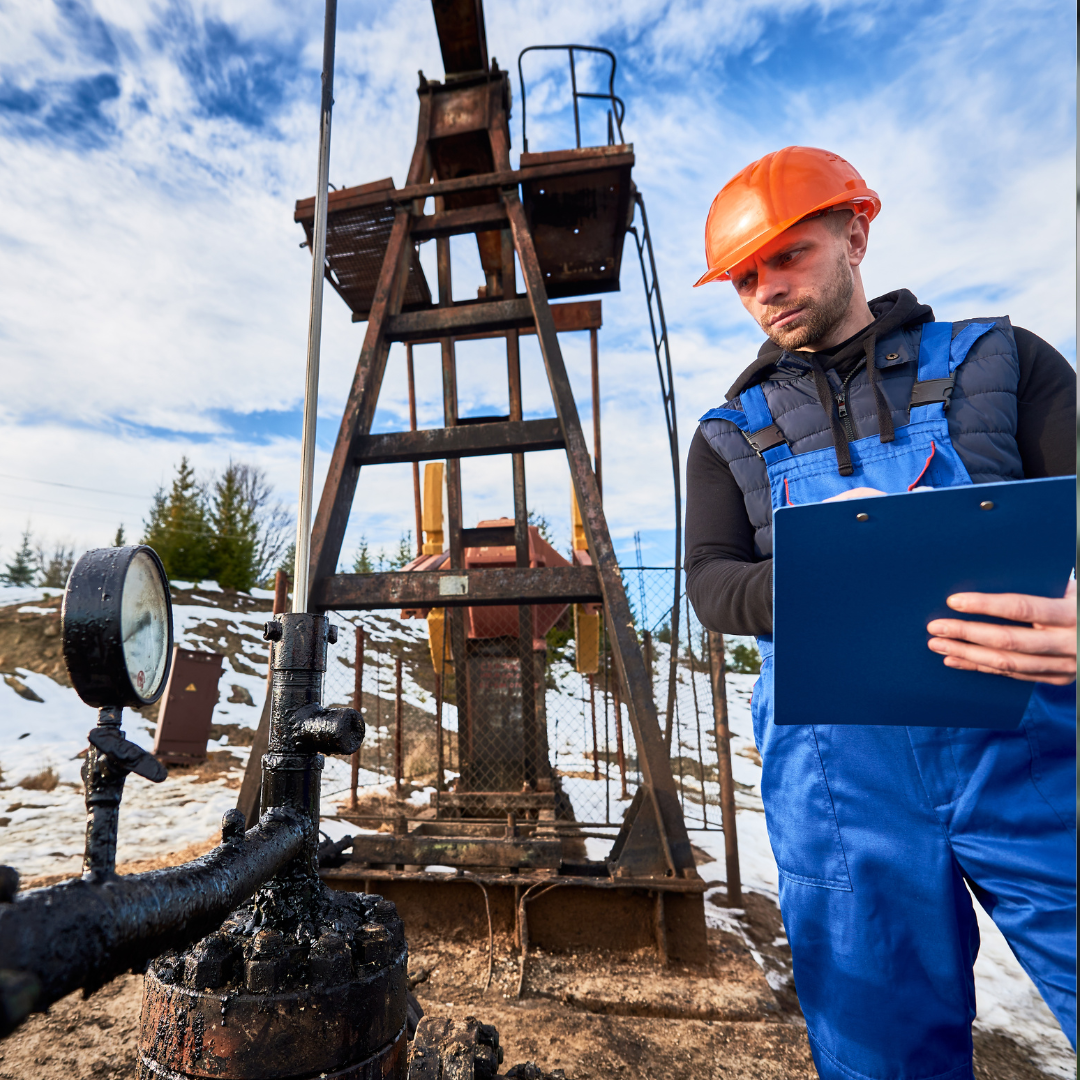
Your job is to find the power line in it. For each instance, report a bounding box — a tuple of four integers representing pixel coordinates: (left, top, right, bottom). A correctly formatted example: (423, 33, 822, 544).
(0, 471, 153, 500)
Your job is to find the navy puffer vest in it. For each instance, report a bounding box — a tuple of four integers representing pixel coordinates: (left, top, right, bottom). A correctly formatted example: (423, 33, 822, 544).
(699, 317, 1024, 558)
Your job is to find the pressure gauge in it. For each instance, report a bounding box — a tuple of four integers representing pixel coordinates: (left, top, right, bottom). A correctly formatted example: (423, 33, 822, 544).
(62, 545, 174, 708)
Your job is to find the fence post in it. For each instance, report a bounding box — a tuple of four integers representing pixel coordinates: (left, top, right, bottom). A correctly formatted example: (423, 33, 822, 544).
(707, 631, 742, 906)
(611, 677, 629, 800)
(350, 626, 364, 810)
(394, 654, 403, 799)
(588, 674, 599, 780)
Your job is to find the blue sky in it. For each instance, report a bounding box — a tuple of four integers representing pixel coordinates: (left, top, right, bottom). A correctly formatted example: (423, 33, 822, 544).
(0, 0, 1074, 572)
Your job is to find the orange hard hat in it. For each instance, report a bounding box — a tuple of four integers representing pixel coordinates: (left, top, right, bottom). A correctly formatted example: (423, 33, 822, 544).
(694, 146, 881, 286)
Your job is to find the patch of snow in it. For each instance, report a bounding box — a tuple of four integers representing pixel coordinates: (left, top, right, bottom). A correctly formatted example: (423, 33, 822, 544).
(16, 606, 57, 615)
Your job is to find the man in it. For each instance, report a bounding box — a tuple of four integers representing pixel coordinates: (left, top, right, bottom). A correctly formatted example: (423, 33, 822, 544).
(685, 146, 1076, 1078)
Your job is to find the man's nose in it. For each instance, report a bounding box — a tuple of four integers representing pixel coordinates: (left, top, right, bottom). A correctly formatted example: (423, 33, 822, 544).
(755, 269, 787, 308)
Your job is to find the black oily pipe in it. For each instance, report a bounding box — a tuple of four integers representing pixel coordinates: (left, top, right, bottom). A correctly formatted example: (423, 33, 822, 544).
(0, 808, 306, 1030)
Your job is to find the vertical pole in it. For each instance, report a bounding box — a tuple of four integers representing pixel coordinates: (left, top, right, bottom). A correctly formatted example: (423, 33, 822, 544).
(407, 344, 423, 556)
(394, 654, 404, 799)
(293, 0, 337, 614)
(612, 678, 628, 800)
(707, 631, 741, 906)
(590, 327, 602, 498)
(350, 625, 364, 810)
(435, 672, 444, 810)
(437, 233, 469, 783)
(589, 674, 599, 781)
(568, 48, 581, 149)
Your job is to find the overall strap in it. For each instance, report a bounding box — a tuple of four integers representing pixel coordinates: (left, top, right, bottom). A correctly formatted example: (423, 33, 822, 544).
(739, 383, 793, 463)
(910, 321, 996, 422)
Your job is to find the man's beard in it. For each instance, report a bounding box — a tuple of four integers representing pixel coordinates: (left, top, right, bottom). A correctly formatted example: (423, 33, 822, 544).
(758, 250, 854, 350)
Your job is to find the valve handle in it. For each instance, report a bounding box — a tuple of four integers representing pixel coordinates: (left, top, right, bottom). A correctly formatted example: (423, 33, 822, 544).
(87, 728, 168, 783)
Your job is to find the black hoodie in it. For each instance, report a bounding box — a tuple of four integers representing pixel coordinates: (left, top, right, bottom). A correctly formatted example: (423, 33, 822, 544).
(685, 290, 1077, 636)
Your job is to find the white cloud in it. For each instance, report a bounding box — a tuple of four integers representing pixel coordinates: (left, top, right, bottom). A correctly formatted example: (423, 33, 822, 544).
(0, 0, 1072, 565)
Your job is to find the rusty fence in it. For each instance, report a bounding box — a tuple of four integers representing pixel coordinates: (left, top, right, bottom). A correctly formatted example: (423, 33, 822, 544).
(318, 569, 759, 831)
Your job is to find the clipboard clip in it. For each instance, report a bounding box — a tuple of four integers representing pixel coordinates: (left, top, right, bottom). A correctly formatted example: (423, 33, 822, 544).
(910, 375, 956, 412)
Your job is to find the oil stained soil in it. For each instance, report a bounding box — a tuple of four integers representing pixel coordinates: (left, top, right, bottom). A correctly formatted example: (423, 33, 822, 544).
(0, 891, 1061, 1079)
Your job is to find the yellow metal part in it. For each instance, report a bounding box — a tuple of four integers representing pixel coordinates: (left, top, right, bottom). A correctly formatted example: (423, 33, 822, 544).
(571, 484, 587, 552)
(422, 461, 445, 554)
(574, 605, 601, 674)
(427, 607, 450, 673)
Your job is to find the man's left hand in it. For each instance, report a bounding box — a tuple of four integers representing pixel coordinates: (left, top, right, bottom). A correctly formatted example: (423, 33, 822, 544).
(927, 581, 1077, 685)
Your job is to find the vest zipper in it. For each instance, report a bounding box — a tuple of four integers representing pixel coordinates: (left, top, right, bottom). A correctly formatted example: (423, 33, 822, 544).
(834, 363, 863, 443)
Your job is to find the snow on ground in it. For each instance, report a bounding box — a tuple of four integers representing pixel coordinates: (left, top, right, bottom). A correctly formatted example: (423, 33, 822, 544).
(0, 587, 1073, 1072)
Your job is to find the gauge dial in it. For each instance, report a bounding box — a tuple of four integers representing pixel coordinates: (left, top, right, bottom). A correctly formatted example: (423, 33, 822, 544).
(121, 550, 171, 702)
(63, 545, 174, 709)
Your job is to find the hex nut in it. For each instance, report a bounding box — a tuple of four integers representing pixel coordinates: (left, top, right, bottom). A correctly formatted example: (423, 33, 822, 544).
(327, 624, 338, 645)
(221, 808, 246, 843)
(184, 933, 237, 990)
(263, 620, 283, 642)
(308, 932, 353, 983)
(358, 923, 392, 966)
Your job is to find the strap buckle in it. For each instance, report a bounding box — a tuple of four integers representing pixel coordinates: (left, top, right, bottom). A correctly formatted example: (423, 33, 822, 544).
(742, 423, 788, 456)
(910, 376, 955, 412)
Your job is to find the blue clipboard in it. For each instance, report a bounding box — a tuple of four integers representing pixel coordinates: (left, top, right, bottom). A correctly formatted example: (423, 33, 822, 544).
(773, 476, 1076, 729)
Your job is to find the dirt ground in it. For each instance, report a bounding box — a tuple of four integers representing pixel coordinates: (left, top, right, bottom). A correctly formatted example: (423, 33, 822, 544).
(1, 875, 1060, 1079)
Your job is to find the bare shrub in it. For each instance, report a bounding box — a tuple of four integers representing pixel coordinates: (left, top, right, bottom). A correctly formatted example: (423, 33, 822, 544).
(19, 767, 59, 792)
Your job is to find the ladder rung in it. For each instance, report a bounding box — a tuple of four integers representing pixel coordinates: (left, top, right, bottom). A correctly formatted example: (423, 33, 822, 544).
(310, 566, 603, 610)
(353, 418, 564, 465)
(384, 298, 534, 342)
(460, 526, 516, 547)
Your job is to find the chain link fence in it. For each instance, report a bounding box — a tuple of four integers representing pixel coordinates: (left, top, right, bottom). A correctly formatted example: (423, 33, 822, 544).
(320, 570, 761, 832)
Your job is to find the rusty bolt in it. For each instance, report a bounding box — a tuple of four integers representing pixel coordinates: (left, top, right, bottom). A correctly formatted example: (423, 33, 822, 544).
(221, 808, 246, 843)
(263, 620, 283, 642)
(372, 898, 398, 924)
(357, 923, 392, 966)
(308, 932, 352, 984)
(154, 952, 183, 986)
(0, 866, 18, 903)
(185, 933, 236, 990)
(251, 928, 286, 957)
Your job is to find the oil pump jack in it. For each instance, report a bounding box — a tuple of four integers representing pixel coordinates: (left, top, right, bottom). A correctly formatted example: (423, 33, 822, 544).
(296, 0, 707, 960)
(0, 1, 707, 1075)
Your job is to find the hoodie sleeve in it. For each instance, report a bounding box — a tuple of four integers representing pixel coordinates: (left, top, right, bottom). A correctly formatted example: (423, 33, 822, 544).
(684, 428, 773, 636)
(1013, 327, 1076, 479)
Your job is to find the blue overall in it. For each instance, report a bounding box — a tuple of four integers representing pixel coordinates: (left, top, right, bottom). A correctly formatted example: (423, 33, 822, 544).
(705, 323, 1076, 1078)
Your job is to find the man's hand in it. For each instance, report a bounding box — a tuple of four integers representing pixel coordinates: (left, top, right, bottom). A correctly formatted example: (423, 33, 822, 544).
(926, 581, 1077, 685)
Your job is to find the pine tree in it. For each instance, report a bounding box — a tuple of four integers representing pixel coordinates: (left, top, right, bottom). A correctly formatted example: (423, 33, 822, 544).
(352, 537, 373, 574)
(112, 525, 127, 547)
(2, 527, 36, 586)
(388, 531, 414, 570)
(142, 457, 213, 582)
(209, 462, 259, 591)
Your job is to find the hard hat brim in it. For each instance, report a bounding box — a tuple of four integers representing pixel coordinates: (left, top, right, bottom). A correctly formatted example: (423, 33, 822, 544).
(693, 190, 880, 288)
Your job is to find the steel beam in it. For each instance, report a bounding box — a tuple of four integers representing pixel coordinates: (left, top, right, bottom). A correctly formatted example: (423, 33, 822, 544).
(384, 298, 534, 341)
(503, 188, 694, 877)
(310, 567, 602, 611)
(352, 418, 563, 465)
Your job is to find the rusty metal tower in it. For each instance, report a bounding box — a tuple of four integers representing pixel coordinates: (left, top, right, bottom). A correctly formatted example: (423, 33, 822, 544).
(297, 0, 706, 958)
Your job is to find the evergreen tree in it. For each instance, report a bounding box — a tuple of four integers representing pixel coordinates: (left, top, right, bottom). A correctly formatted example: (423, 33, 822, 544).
(388, 531, 414, 570)
(112, 525, 127, 547)
(209, 462, 259, 591)
(142, 457, 213, 582)
(2, 527, 36, 586)
(352, 537, 373, 574)
(278, 542, 296, 580)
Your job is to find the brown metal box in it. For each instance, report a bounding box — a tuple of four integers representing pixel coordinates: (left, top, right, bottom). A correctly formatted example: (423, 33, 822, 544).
(151, 647, 225, 763)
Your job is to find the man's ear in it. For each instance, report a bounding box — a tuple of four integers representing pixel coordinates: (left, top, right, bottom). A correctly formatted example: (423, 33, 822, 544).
(847, 212, 870, 266)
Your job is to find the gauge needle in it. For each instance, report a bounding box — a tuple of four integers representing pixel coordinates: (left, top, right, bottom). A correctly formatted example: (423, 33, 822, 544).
(123, 611, 153, 642)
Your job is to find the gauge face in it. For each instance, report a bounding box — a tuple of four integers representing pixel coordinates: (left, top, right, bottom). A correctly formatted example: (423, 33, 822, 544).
(121, 550, 171, 703)
(63, 544, 174, 709)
